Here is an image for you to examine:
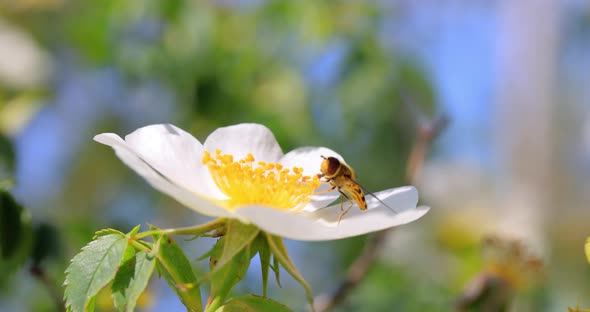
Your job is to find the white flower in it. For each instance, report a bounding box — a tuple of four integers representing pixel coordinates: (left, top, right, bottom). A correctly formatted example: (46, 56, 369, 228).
(94, 123, 429, 241)
(0, 20, 51, 88)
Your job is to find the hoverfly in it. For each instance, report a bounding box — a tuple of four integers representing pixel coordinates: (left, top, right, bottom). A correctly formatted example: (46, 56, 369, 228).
(317, 156, 397, 223)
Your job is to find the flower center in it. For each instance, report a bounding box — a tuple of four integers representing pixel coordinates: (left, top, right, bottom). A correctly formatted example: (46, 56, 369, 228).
(202, 149, 320, 211)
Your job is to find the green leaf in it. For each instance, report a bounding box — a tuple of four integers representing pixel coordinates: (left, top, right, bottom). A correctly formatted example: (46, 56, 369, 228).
(197, 245, 217, 261)
(0, 190, 31, 286)
(0, 178, 14, 191)
(265, 233, 313, 308)
(0, 190, 31, 260)
(215, 294, 292, 312)
(201, 219, 259, 281)
(128, 224, 142, 237)
(255, 237, 271, 291)
(586, 237, 590, 265)
(160, 0, 183, 21)
(31, 223, 60, 266)
(271, 255, 281, 288)
(155, 234, 202, 312)
(94, 228, 125, 238)
(112, 249, 156, 312)
(111, 245, 136, 310)
(112, 246, 136, 288)
(209, 238, 251, 303)
(0, 133, 15, 176)
(250, 234, 271, 296)
(219, 220, 259, 263)
(87, 297, 96, 312)
(64, 233, 128, 312)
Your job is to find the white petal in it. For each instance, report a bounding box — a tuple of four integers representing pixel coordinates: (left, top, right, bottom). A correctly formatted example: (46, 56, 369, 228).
(94, 132, 230, 218)
(280, 146, 345, 177)
(279, 146, 344, 211)
(123, 124, 226, 199)
(235, 186, 429, 241)
(203, 123, 283, 163)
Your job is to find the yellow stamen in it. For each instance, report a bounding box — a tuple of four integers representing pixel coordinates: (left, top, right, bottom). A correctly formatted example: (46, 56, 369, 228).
(202, 149, 320, 212)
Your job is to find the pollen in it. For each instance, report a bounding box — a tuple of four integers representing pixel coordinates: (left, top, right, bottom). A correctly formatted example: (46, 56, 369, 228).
(202, 149, 321, 211)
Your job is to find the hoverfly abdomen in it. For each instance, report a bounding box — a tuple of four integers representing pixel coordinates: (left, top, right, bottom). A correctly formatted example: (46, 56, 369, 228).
(318, 155, 395, 221)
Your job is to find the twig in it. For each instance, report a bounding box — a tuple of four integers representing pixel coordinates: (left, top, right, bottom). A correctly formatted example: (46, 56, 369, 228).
(406, 115, 449, 184)
(313, 113, 448, 312)
(30, 264, 66, 312)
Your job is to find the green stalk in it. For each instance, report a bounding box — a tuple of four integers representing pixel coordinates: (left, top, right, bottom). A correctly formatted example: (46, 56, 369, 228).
(128, 239, 151, 252)
(204, 295, 224, 312)
(135, 218, 226, 239)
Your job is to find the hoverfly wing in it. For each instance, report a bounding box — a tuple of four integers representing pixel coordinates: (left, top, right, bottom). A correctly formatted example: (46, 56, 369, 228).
(350, 179, 398, 213)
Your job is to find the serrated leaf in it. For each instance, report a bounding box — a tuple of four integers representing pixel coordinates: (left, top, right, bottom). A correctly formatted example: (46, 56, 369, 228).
(112, 249, 156, 312)
(155, 234, 202, 312)
(200, 219, 259, 283)
(216, 294, 292, 312)
(64, 234, 128, 312)
(127, 252, 155, 303)
(265, 233, 313, 308)
(209, 238, 251, 303)
(94, 228, 125, 238)
(112, 246, 136, 310)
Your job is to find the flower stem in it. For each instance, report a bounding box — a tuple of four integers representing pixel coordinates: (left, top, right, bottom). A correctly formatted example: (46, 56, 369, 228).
(135, 218, 227, 239)
(128, 239, 151, 252)
(205, 295, 224, 312)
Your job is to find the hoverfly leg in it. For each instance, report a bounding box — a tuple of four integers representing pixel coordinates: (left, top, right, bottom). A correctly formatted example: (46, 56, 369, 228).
(337, 191, 354, 225)
(314, 185, 336, 195)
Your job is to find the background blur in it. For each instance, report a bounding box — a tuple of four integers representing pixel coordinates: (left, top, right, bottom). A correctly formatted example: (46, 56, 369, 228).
(0, 1, 589, 311)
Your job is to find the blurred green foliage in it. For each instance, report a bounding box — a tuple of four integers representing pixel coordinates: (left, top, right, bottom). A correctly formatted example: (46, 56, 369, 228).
(0, 0, 576, 311)
(0, 190, 31, 286)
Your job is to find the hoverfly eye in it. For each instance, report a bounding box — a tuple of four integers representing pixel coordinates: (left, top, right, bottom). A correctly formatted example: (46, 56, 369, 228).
(327, 157, 341, 175)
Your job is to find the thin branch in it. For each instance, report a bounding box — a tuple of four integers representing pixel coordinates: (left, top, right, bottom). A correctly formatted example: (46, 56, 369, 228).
(406, 115, 449, 184)
(30, 264, 66, 312)
(135, 218, 226, 239)
(313, 113, 448, 312)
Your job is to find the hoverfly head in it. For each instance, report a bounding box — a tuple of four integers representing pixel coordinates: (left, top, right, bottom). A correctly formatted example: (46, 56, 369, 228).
(320, 155, 341, 178)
